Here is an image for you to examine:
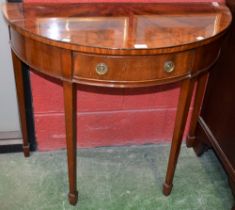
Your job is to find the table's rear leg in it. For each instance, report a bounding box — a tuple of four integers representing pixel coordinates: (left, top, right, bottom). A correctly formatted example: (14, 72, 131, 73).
(163, 79, 195, 195)
(63, 81, 78, 205)
(186, 73, 209, 148)
(11, 51, 30, 157)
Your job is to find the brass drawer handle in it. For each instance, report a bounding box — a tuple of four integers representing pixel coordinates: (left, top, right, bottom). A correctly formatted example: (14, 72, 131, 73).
(164, 61, 175, 73)
(96, 63, 108, 75)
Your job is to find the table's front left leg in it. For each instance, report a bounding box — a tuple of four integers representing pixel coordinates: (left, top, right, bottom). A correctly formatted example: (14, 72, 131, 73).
(63, 81, 78, 205)
(11, 51, 30, 157)
(163, 79, 195, 196)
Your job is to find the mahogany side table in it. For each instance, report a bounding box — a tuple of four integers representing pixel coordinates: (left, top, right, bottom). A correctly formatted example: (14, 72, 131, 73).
(2, 2, 231, 205)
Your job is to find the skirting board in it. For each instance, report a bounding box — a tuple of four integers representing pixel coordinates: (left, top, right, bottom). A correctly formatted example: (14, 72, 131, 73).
(197, 117, 235, 180)
(0, 131, 23, 153)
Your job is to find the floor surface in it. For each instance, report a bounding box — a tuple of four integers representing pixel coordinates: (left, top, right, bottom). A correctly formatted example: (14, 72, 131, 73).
(0, 144, 233, 210)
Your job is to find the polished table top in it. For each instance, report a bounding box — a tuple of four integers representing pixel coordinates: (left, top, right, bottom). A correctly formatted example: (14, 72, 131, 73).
(3, 2, 231, 55)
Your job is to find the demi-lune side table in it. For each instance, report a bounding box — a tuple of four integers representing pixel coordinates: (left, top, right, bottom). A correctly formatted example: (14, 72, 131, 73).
(2, 2, 231, 205)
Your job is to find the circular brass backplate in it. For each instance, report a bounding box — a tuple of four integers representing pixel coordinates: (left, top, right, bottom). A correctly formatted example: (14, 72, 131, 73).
(96, 63, 108, 75)
(164, 61, 175, 73)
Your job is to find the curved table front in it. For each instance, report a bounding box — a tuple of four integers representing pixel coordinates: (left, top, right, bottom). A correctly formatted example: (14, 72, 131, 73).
(2, 2, 232, 205)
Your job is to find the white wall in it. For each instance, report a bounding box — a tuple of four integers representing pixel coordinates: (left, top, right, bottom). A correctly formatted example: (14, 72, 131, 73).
(0, 0, 20, 132)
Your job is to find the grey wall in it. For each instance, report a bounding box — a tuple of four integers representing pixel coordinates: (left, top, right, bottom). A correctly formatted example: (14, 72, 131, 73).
(0, 0, 20, 132)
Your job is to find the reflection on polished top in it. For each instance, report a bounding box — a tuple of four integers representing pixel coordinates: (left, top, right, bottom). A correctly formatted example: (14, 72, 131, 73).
(2, 3, 231, 52)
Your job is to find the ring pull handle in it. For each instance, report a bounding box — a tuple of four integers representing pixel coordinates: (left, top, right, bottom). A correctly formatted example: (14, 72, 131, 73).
(164, 61, 175, 73)
(96, 63, 108, 75)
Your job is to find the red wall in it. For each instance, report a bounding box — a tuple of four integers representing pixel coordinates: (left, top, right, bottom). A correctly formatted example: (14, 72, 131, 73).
(25, 0, 224, 151)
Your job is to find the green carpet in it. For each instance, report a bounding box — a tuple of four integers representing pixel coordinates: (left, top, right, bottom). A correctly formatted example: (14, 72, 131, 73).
(0, 144, 233, 210)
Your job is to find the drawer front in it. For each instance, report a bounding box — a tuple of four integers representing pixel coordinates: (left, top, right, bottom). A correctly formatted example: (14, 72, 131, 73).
(73, 51, 194, 83)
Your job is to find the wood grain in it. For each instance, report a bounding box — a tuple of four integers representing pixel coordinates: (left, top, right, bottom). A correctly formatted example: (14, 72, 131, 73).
(2, 3, 232, 55)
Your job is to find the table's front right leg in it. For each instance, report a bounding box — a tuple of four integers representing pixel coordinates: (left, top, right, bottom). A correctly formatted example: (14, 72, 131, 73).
(11, 51, 30, 157)
(163, 79, 195, 195)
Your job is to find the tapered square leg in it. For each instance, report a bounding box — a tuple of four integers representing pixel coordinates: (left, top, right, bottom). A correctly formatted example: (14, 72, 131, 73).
(163, 79, 195, 195)
(186, 73, 209, 148)
(63, 81, 78, 205)
(11, 51, 30, 157)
